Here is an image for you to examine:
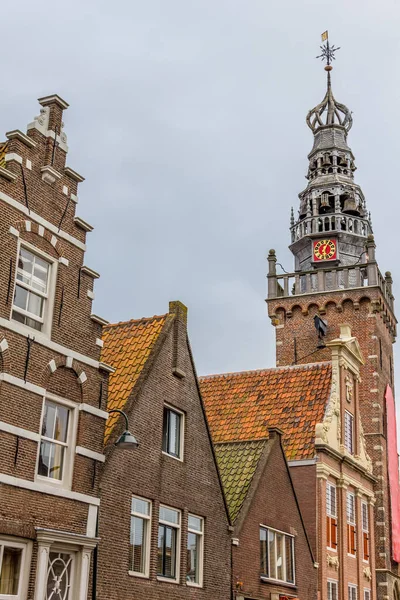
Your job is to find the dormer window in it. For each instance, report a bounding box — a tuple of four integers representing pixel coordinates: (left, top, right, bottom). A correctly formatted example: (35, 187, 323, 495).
(12, 245, 55, 334)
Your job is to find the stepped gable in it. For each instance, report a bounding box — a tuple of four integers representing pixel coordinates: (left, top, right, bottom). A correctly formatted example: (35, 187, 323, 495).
(200, 362, 331, 460)
(101, 313, 168, 441)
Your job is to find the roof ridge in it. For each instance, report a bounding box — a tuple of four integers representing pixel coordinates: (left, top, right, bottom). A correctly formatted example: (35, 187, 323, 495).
(199, 360, 332, 381)
(215, 438, 269, 446)
(105, 313, 168, 328)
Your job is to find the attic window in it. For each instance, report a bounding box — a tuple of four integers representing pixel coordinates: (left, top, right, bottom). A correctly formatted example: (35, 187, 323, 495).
(162, 405, 184, 461)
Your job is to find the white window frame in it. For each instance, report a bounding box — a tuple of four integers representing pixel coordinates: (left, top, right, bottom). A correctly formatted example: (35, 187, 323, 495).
(364, 589, 371, 600)
(186, 514, 204, 588)
(35, 393, 78, 490)
(46, 547, 76, 600)
(0, 536, 32, 600)
(129, 496, 152, 579)
(347, 492, 356, 557)
(11, 240, 57, 338)
(328, 579, 338, 600)
(344, 410, 354, 454)
(326, 482, 338, 552)
(259, 525, 295, 585)
(362, 501, 370, 563)
(348, 584, 358, 600)
(157, 505, 181, 584)
(162, 404, 185, 462)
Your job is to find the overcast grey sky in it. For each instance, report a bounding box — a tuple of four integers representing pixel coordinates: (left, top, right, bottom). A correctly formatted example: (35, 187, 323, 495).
(2, 0, 400, 378)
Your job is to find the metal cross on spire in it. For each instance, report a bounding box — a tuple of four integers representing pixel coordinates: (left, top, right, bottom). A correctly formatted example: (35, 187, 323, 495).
(316, 31, 340, 68)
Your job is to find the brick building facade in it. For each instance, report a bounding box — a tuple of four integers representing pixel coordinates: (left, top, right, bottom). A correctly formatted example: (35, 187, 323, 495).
(266, 49, 400, 600)
(0, 96, 109, 599)
(214, 428, 317, 600)
(201, 326, 376, 600)
(97, 301, 231, 600)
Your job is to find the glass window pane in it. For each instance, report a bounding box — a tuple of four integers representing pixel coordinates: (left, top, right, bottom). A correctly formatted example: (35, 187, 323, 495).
(187, 531, 199, 583)
(159, 506, 179, 525)
(27, 291, 44, 318)
(26, 316, 42, 331)
(130, 516, 147, 574)
(188, 515, 202, 532)
(285, 536, 294, 583)
(276, 533, 284, 580)
(54, 405, 69, 443)
(157, 525, 165, 576)
(14, 285, 28, 310)
(38, 440, 52, 478)
(32, 258, 49, 292)
(42, 402, 57, 438)
(0, 546, 22, 594)
(19, 248, 33, 275)
(132, 497, 150, 516)
(157, 525, 176, 578)
(260, 529, 268, 576)
(169, 411, 180, 456)
(268, 530, 276, 580)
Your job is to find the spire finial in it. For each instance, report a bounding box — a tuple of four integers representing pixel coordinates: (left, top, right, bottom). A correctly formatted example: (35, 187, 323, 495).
(290, 207, 295, 227)
(316, 31, 340, 72)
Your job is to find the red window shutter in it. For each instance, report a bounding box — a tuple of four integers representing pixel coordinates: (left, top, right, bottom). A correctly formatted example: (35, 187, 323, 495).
(331, 517, 337, 548)
(363, 532, 369, 560)
(327, 516, 331, 547)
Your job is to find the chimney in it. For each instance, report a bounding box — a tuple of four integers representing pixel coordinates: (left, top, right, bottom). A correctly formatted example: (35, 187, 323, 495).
(169, 301, 188, 379)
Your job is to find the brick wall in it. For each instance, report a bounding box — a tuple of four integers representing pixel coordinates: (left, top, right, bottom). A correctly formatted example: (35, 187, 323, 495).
(97, 312, 231, 599)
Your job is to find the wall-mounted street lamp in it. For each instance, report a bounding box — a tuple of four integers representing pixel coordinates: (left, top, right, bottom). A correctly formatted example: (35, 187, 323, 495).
(108, 409, 139, 449)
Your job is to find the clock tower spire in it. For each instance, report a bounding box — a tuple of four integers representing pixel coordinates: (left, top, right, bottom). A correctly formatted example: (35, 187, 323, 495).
(292, 34, 371, 273)
(266, 33, 399, 600)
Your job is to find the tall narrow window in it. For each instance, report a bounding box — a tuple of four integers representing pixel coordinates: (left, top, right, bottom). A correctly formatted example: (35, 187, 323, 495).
(187, 515, 204, 587)
(157, 506, 180, 581)
(12, 246, 51, 332)
(328, 580, 338, 600)
(364, 589, 371, 600)
(130, 497, 151, 577)
(348, 584, 358, 600)
(326, 482, 338, 550)
(344, 411, 354, 454)
(37, 400, 70, 483)
(0, 540, 26, 598)
(362, 501, 369, 562)
(259, 527, 295, 584)
(347, 492, 356, 556)
(162, 406, 183, 459)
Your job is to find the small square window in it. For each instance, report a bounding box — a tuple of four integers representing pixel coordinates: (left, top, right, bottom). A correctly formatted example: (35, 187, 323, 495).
(12, 246, 54, 334)
(162, 406, 184, 460)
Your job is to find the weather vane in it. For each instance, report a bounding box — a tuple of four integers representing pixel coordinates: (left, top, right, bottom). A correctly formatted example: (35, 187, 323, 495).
(316, 31, 340, 70)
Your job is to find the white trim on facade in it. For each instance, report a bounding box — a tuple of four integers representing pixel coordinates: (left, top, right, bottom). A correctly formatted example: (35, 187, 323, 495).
(0, 190, 86, 251)
(0, 420, 40, 442)
(0, 472, 100, 505)
(75, 446, 105, 463)
(0, 316, 100, 369)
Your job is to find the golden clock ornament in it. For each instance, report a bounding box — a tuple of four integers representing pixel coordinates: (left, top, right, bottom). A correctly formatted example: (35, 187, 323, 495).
(313, 239, 337, 262)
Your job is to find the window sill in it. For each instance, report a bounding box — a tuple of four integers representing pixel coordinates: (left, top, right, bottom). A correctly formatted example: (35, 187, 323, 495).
(187, 582, 203, 588)
(128, 571, 149, 579)
(347, 553, 356, 558)
(157, 576, 180, 585)
(260, 577, 296, 589)
(162, 451, 183, 463)
(327, 547, 337, 552)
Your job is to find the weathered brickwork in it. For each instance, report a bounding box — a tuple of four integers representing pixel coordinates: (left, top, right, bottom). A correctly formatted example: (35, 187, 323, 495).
(0, 96, 109, 599)
(97, 304, 231, 600)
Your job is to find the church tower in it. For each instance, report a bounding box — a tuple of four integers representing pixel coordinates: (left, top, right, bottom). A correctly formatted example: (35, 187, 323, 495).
(266, 36, 400, 600)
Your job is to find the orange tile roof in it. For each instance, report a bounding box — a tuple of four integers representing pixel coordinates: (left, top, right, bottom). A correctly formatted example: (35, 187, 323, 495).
(200, 362, 332, 460)
(101, 314, 168, 442)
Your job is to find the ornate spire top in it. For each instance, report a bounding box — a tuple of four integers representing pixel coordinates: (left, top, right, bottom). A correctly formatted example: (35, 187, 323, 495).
(306, 32, 352, 133)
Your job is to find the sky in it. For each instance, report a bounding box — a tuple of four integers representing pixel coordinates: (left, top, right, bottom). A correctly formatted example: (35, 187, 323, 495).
(1, 0, 400, 379)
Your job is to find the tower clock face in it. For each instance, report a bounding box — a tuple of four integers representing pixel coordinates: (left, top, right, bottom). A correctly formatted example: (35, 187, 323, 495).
(313, 239, 337, 262)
